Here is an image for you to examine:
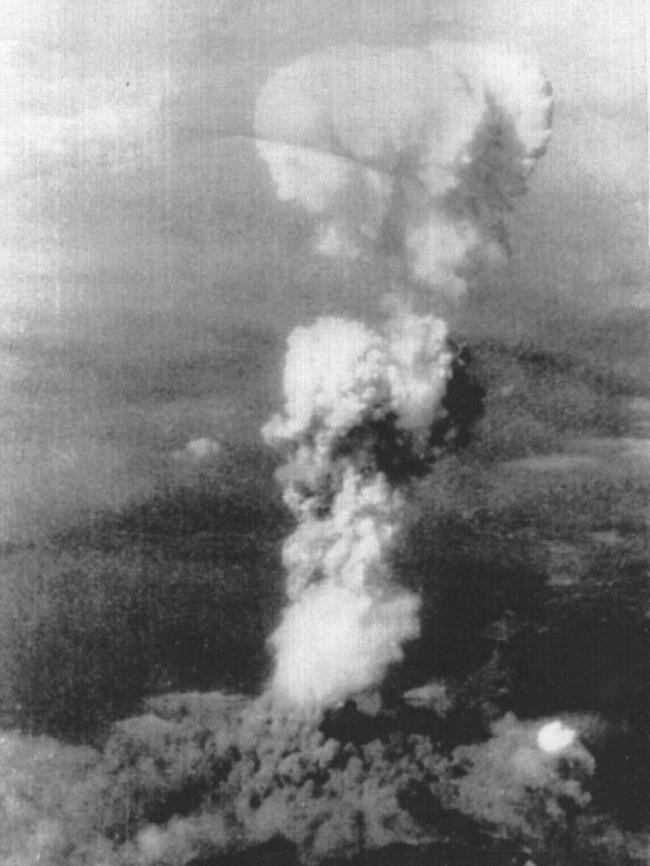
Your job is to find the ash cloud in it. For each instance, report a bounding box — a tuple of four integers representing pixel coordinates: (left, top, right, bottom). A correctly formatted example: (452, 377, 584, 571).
(256, 40, 553, 715)
(255, 41, 552, 297)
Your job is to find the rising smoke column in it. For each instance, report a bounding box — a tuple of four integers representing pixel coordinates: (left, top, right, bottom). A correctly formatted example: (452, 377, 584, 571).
(263, 312, 453, 709)
(257, 41, 553, 713)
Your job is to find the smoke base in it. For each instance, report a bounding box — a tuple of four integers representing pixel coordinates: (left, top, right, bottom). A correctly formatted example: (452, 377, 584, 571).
(1, 691, 629, 866)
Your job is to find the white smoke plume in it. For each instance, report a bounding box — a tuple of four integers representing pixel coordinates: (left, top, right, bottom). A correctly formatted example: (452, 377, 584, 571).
(263, 313, 453, 709)
(255, 40, 553, 296)
(257, 41, 553, 713)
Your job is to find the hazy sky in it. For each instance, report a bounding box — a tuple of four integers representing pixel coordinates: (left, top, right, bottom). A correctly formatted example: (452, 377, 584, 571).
(0, 0, 647, 541)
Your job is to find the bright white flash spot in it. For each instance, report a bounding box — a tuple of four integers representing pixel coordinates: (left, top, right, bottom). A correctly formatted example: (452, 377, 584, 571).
(537, 720, 577, 754)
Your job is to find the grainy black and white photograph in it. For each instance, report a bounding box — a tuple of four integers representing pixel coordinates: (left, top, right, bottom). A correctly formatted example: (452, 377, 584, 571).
(0, 1, 648, 864)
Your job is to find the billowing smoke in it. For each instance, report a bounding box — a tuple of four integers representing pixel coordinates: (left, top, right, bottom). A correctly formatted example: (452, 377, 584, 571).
(255, 40, 553, 296)
(263, 312, 453, 708)
(257, 41, 553, 714)
(0, 697, 608, 866)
